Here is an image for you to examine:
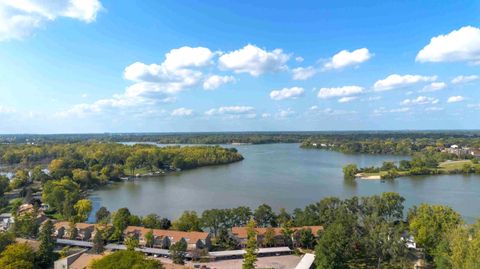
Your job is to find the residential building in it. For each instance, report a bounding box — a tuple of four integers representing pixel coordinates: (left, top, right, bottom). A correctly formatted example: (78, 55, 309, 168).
(54, 222, 97, 241)
(231, 226, 323, 247)
(124, 226, 211, 250)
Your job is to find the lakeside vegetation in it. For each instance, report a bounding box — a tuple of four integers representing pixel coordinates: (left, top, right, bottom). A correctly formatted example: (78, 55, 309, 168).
(4, 130, 480, 146)
(2, 193, 480, 268)
(0, 142, 243, 217)
(344, 150, 480, 180)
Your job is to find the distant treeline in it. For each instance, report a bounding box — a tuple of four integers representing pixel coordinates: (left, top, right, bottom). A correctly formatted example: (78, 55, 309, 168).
(3, 130, 480, 145)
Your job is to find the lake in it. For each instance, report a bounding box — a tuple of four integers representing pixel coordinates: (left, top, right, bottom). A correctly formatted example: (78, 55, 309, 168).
(89, 143, 480, 222)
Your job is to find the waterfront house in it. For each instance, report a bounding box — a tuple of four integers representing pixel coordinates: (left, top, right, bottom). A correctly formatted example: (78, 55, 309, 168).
(231, 226, 323, 247)
(124, 226, 211, 250)
(54, 222, 96, 241)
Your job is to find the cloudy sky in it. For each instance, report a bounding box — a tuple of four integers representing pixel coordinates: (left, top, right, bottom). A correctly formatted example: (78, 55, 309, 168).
(1, 0, 480, 133)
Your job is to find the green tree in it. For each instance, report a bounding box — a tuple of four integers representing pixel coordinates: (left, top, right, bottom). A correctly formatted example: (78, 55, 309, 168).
(0, 243, 35, 269)
(95, 207, 110, 223)
(90, 250, 164, 269)
(111, 208, 131, 241)
(253, 204, 277, 227)
(37, 220, 56, 268)
(242, 219, 257, 269)
(297, 228, 315, 249)
(145, 229, 154, 248)
(408, 204, 463, 258)
(342, 164, 358, 180)
(68, 222, 78, 240)
(73, 199, 92, 222)
(142, 214, 162, 229)
(124, 235, 139, 251)
(0, 232, 14, 253)
(263, 227, 275, 247)
(172, 211, 202, 232)
(315, 221, 352, 269)
(92, 229, 105, 254)
(42, 178, 81, 218)
(13, 211, 39, 238)
(169, 238, 187, 265)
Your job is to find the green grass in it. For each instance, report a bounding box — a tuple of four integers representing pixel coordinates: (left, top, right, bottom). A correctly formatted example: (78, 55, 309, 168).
(438, 160, 476, 171)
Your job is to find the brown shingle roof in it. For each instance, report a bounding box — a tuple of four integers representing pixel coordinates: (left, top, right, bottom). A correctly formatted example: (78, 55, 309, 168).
(70, 253, 104, 269)
(125, 226, 209, 243)
(54, 221, 107, 231)
(231, 226, 323, 239)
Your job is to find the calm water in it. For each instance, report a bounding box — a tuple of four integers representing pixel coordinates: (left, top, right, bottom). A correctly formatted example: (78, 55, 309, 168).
(89, 143, 480, 222)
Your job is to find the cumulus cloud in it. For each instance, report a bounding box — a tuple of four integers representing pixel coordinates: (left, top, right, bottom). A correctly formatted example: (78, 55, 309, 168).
(276, 108, 295, 118)
(202, 75, 235, 90)
(401, 96, 439, 106)
(373, 74, 437, 91)
(218, 44, 290, 76)
(292, 66, 317, 80)
(419, 82, 447, 92)
(0, 0, 102, 41)
(447, 96, 465, 103)
(338, 96, 358, 103)
(270, 87, 304, 101)
(317, 85, 364, 99)
(416, 26, 480, 64)
(205, 106, 256, 118)
(323, 48, 372, 70)
(451, 75, 479, 84)
(171, 108, 193, 117)
(295, 56, 304, 63)
(59, 46, 213, 117)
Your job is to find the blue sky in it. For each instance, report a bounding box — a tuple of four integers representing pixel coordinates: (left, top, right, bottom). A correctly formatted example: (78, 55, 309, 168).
(0, 0, 480, 133)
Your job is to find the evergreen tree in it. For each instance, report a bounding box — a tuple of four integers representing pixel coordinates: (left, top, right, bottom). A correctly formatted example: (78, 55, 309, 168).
(145, 229, 154, 247)
(92, 229, 104, 254)
(37, 220, 56, 268)
(242, 219, 257, 269)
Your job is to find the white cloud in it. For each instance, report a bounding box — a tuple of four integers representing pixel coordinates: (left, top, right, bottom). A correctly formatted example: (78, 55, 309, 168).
(218, 44, 290, 76)
(0, 106, 15, 114)
(416, 26, 480, 64)
(292, 66, 317, 80)
(338, 96, 357, 103)
(295, 56, 304, 63)
(401, 96, 439, 106)
(323, 48, 372, 70)
(261, 113, 271, 118)
(447, 96, 465, 103)
(205, 106, 256, 118)
(317, 85, 364, 99)
(425, 107, 444, 111)
(451, 75, 479, 84)
(202, 75, 235, 90)
(467, 104, 480, 110)
(373, 107, 410, 115)
(367, 96, 382, 101)
(163, 46, 214, 70)
(322, 108, 357, 116)
(373, 74, 437, 91)
(60, 46, 212, 117)
(270, 87, 304, 101)
(276, 108, 295, 118)
(419, 82, 447, 92)
(0, 0, 102, 41)
(171, 108, 193, 117)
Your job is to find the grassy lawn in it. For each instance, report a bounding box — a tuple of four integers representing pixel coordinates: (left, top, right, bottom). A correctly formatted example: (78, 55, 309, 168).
(438, 160, 475, 171)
